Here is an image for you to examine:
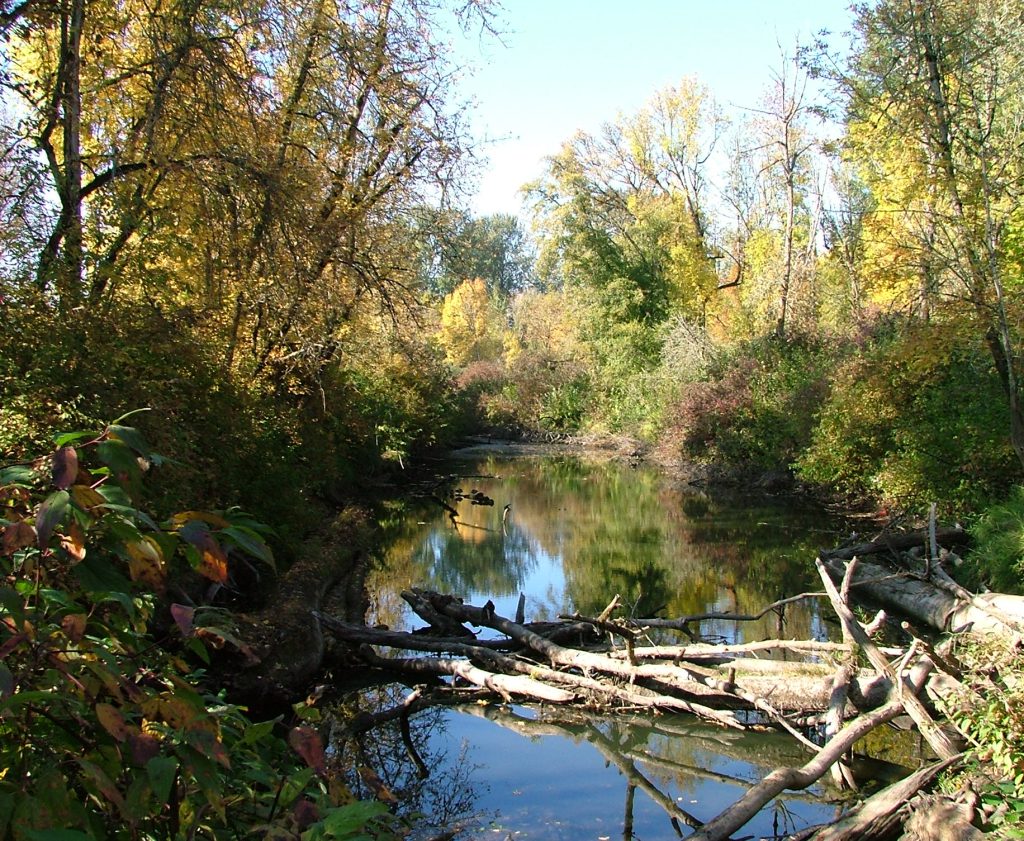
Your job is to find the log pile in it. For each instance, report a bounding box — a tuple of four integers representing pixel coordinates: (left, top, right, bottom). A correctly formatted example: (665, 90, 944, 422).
(316, 526, 1021, 839)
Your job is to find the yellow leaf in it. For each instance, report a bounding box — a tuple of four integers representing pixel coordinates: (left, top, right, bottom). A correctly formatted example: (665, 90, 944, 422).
(70, 484, 106, 513)
(170, 511, 230, 529)
(126, 537, 166, 594)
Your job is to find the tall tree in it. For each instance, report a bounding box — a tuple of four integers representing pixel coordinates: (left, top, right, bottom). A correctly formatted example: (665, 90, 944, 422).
(527, 77, 725, 327)
(413, 209, 537, 299)
(823, 0, 1024, 468)
(2, 0, 489, 399)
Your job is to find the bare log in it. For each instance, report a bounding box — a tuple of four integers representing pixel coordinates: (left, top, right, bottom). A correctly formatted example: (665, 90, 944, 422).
(820, 553, 1024, 637)
(809, 755, 963, 841)
(360, 650, 576, 703)
(607, 640, 905, 661)
(823, 528, 968, 561)
(318, 611, 747, 722)
(687, 700, 907, 841)
(816, 559, 960, 760)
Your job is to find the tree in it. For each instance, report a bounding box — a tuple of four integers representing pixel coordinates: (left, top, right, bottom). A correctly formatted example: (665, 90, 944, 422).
(822, 0, 1024, 469)
(438, 277, 504, 366)
(527, 78, 725, 328)
(1, 0, 490, 404)
(735, 50, 822, 338)
(412, 208, 537, 299)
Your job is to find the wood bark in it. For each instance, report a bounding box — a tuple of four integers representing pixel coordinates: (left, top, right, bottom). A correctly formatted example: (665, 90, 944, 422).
(808, 756, 963, 841)
(816, 559, 960, 760)
(820, 554, 1024, 636)
(687, 700, 907, 841)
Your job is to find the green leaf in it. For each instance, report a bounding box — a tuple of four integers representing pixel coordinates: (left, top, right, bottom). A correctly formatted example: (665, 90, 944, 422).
(96, 440, 142, 500)
(73, 553, 133, 597)
(108, 425, 151, 458)
(239, 717, 280, 746)
(146, 756, 178, 806)
(35, 491, 70, 547)
(0, 465, 37, 486)
(304, 802, 390, 840)
(52, 430, 98, 448)
(221, 526, 275, 570)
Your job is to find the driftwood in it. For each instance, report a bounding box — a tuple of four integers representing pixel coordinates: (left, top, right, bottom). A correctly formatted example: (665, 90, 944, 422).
(317, 532, 1015, 841)
(816, 559, 961, 760)
(808, 755, 963, 840)
(820, 528, 1024, 636)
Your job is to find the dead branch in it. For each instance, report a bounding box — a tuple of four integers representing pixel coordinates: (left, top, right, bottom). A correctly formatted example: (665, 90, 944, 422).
(816, 558, 961, 760)
(686, 700, 907, 841)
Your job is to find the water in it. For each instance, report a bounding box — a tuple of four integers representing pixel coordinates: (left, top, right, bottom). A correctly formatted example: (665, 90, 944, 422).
(339, 451, 898, 839)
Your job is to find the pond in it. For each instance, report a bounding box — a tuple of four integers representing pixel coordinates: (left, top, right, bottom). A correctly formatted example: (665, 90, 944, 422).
(333, 450, 910, 840)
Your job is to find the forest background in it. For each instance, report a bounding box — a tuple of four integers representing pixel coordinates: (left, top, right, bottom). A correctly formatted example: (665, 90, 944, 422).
(4, 0, 1024, 837)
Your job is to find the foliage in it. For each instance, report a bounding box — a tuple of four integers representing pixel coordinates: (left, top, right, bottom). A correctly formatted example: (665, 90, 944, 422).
(940, 635, 1024, 835)
(438, 279, 506, 367)
(412, 209, 538, 300)
(797, 319, 1018, 510)
(665, 334, 835, 472)
(963, 487, 1024, 594)
(0, 420, 399, 839)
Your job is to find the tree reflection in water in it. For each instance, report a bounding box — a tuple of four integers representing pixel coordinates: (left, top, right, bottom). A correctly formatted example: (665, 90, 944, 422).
(354, 453, 875, 837)
(330, 683, 492, 838)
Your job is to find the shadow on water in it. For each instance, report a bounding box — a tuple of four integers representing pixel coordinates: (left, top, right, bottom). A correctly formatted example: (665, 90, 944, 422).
(330, 453, 918, 839)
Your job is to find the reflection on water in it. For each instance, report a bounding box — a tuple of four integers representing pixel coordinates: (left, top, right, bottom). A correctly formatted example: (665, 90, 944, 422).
(369, 454, 845, 642)
(344, 453, 891, 839)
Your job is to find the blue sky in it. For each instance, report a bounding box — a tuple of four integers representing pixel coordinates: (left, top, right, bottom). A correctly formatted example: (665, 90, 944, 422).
(449, 0, 857, 216)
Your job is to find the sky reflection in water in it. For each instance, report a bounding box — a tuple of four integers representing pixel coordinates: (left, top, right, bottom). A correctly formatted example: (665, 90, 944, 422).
(362, 454, 861, 839)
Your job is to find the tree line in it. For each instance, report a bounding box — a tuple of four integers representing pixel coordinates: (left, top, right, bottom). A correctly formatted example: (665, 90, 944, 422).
(3, 0, 1024, 539)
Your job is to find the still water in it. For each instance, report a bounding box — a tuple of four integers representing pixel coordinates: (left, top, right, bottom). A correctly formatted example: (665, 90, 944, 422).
(341, 451, 886, 839)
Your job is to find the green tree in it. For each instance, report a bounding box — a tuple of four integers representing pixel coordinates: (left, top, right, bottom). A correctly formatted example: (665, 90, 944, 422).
(413, 208, 537, 299)
(527, 77, 725, 327)
(820, 0, 1024, 470)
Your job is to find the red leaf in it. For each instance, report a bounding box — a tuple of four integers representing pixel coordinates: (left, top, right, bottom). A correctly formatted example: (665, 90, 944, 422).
(288, 726, 326, 776)
(128, 731, 161, 766)
(0, 633, 27, 659)
(51, 446, 79, 490)
(170, 603, 195, 637)
(2, 521, 36, 555)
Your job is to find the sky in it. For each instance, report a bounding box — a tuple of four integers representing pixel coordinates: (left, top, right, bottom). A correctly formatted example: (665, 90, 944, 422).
(449, 0, 857, 218)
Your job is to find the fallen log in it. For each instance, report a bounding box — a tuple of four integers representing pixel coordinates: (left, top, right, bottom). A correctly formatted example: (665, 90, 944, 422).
(687, 699, 908, 841)
(316, 611, 749, 724)
(823, 528, 969, 561)
(901, 792, 986, 841)
(819, 554, 1024, 636)
(808, 755, 964, 841)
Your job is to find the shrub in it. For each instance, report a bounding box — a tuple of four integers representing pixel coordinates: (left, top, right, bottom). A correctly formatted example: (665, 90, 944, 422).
(963, 486, 1024, 593)
(663, 334, 835, 473)
(0, 419, 400, 839)
(797, 321, 1017, 511)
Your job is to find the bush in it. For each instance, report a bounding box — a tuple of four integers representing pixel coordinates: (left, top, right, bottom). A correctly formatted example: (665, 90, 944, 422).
(663, 334, 835, 472)
(963, 486, 1024, 593)
(0, 419, 400, 839)
(797, 321, 1017, 511)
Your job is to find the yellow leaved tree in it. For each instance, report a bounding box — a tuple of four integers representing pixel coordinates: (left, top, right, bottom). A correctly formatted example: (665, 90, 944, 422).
(438, 278, 505, 367)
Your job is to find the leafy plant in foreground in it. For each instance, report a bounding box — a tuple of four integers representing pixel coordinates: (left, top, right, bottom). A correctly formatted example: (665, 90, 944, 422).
(0, 415, 398, 839)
